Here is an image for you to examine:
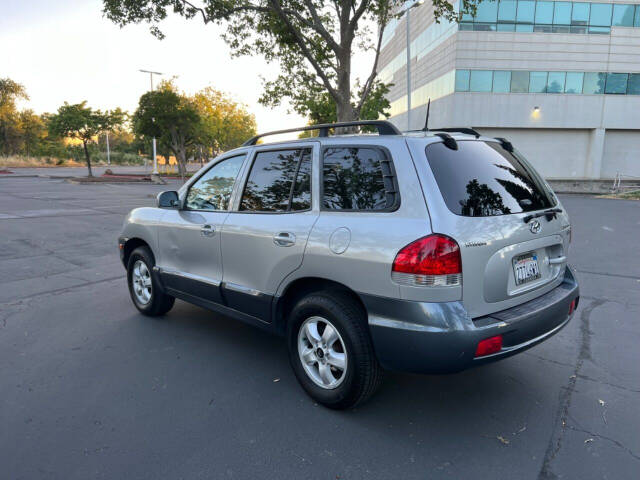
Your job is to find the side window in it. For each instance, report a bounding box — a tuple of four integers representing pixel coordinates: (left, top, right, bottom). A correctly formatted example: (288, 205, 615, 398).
(322, 147, 397, 211)
(185, 155, 245, 211)
(240, 148, 312, 212)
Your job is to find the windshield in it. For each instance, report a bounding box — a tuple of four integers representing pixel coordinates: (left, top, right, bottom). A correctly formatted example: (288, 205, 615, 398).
(425, 140, 556, 217)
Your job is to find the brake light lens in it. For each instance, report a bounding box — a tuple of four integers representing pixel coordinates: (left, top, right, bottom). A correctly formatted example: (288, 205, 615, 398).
(391, 234, 462, 287)
(475, 335, 503, 357)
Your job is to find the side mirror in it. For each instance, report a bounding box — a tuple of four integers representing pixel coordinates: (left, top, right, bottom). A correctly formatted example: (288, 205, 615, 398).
(157, 191, 180, 209)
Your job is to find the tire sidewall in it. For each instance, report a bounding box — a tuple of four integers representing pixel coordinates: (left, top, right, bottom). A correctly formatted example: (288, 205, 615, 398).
(287, 295, 364, 407)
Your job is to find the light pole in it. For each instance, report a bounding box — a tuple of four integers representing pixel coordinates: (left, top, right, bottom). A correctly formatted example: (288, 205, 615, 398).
(139, 69, 163, 176)
(401, 0, 424, 130)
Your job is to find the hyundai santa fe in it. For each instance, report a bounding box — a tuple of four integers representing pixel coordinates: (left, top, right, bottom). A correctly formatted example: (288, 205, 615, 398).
(119, 120, 580, 409)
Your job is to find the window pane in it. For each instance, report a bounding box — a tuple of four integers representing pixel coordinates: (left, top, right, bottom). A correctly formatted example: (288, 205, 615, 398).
(534, 25, 553, 32)
(475, 0, 499, 22)
(290, 149, 312, 211)
(511, 70, 530, 92)
(547, 71, 566, 93)
(628, 74, 640, 95)
(240, 149, 307, 212)
(424, 141, 554, 217)
(605, 73, 628, 94)
(516, 0, 535, 22)
(516, 24, 534, 31)
(498, 0, 517, 22)
(572, 3, 590, 25)
(583, 72, 606, 94)
(455, 70, 471, 92)
(589, 3, 612, 27)
(497, 23, 516, 31)
(461, 9, 474, 22)
(564, 72, 584, 93)
(474, 23, 497, 31)
(470, 70, 493, 92)
(529, 71, 548, 92)
(493, 71, 512, 92)
(186, 155, 245, 211)
(535, 1, 554, 24)
(553, 2, 572, 25)
(588, 26, 610, 34)
(323, 148, 391, 211)
(570, 25, 587, 33)
(552, 25, 571, 32)
(612, 4, 635, 26)
(636, 5, 640, 26)
(459, 23, 474, 30)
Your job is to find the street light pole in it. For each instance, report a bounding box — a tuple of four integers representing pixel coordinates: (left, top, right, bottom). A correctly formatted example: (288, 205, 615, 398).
(402, 0, 424, 131)
(139, 69, 163, 176)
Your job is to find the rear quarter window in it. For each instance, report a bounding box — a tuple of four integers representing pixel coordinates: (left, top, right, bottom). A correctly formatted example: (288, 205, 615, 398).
(425, 140, 555, 217)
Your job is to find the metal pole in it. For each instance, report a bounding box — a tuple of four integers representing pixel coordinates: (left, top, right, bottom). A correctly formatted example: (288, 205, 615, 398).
(406, 7, 412, 131)
(140, 69, 162, 176)
(106, 131, 111, 165)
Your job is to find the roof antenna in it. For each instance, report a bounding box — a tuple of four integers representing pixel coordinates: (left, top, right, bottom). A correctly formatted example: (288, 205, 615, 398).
(422, 98, 431, 132)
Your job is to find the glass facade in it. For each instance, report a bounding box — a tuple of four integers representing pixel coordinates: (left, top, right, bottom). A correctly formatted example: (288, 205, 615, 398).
(460, 1, 640, 34)
(455, 69, 640, 95)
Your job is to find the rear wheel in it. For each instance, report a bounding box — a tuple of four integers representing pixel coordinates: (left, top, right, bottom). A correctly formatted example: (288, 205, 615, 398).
(127, 246, 174, 316)
(287, 292, 382, 409)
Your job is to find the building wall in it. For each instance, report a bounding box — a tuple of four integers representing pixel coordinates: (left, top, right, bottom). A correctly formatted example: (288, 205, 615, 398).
(380, 4, 640, 180)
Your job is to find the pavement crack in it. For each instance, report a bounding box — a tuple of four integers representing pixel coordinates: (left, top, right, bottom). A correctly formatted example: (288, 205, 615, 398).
(567, 425, 640, 462)
(1, 275, 125, 304)
(537, 298, 607, 480)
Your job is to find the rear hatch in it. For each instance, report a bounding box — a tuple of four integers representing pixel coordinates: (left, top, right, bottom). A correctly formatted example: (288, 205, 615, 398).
(408, 136, 571, 318)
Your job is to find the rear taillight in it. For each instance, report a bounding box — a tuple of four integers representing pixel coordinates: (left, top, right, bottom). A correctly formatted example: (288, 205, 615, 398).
(568, 299, 576, 315)
(391, 234, 462, 287)
(475, 335, 503, 357)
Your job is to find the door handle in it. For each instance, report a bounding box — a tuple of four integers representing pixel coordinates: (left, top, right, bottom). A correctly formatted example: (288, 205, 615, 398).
(200, 224, 215, 237)
(273, 232, 295, 247)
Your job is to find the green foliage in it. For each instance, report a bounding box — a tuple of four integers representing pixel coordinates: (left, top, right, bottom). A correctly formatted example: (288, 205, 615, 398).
(102, 1, 471, 123)
(191, 87, 257, 155)
(133, 81, 200, 178)
(49, 101, 125, 176)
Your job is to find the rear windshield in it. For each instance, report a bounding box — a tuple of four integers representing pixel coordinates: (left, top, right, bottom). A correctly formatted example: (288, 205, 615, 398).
(425, 140, 555, 217)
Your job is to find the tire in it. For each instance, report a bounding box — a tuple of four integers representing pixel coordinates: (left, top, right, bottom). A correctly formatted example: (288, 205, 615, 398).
(287, 291, 383, 409)
(127, 246, 175, 316)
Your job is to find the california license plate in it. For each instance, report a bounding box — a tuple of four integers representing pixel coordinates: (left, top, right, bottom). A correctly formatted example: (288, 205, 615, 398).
(513, 254, 541, 285)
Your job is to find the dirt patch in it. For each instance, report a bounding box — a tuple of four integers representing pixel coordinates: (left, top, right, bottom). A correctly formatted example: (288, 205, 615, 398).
(598, 190, 640, 200)
(67, 175, 152, 184)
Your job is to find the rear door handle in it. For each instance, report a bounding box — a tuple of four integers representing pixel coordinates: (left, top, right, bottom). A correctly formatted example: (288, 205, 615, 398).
(273, 232, 295, 247)
(200, 224, 215, 237)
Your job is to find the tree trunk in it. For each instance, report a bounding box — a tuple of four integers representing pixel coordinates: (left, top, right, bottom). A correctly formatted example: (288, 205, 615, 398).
(82, 140, 93, 177)
(177, 145, 187, 183)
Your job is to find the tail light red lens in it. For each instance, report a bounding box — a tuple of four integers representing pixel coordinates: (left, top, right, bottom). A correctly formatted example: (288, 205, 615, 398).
(475, 335, 503, 358)
(392, 234, 461, 276)
(568, 299, 576, 315)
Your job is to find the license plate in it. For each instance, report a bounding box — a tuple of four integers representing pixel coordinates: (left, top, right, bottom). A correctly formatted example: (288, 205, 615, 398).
(513, 254, 541, 285)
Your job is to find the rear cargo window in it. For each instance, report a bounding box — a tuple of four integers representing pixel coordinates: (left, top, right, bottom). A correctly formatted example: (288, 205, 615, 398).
(425, 140, 555, 217)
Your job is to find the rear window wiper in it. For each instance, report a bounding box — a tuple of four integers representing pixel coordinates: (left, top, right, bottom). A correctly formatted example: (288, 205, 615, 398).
(523, 208, 563, 223)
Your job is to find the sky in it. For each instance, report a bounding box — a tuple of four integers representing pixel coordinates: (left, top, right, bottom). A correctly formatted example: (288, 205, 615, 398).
(0, 0, 310, 132)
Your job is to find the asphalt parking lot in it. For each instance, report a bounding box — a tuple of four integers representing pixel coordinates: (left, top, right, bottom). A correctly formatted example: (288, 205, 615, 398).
(1, 174, 638, 479)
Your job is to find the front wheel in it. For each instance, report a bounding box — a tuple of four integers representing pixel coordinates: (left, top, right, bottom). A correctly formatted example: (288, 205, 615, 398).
(127, 246, 175, 316)
(287, 292, 382, 409)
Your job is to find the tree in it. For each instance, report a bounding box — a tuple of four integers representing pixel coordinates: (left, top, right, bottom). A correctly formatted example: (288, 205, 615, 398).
(133, 81, 200, 179)
(191, 87, 257, 157)
(49, 102, 124, 176)
(0, 78, 29, 155)
(103, 0, 472, 124)
(18, 110, 46, 157)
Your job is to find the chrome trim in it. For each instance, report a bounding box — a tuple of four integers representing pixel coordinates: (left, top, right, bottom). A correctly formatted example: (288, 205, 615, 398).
(549, 256, 567, 265)
(222, 281, 267, 297)
(155, 267, 221, 287)
(391, 271, 461, 287)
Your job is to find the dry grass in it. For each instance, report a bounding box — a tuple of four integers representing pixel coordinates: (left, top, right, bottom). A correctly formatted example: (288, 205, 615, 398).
(599, 189, 640, 200)
(0, 156, 85, 168)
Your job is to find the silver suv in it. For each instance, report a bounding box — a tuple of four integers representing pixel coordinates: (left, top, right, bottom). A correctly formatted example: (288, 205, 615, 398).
(119, 121, 579, 409)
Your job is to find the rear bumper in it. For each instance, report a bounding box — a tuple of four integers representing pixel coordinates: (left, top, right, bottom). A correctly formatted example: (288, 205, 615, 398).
(364, 267, 579, 374)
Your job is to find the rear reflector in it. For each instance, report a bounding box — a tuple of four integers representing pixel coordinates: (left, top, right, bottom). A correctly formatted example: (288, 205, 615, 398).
(392, 234, 461, 287)
(568, 299, 576, 315)
(475, 335, 503, 358)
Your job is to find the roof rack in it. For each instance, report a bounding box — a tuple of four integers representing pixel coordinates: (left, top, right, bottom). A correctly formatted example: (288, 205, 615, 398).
(242, 120, 402, 146)
(430, 127, 482, 138)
